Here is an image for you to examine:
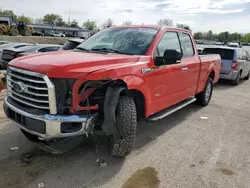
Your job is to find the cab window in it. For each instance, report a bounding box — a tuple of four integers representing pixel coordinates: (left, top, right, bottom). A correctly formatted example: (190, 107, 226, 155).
(156, 32, 181, 56)
(180, 33, 194, 57)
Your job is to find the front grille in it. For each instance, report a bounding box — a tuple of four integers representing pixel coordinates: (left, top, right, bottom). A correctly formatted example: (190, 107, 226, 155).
(7, 67, 57, 114)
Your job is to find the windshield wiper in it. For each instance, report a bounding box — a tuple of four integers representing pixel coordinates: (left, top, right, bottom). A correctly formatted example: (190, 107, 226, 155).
(91, 48, 124, 54)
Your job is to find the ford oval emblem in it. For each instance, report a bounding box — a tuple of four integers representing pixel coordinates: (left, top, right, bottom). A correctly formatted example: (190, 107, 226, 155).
(12, 82, 26, 93)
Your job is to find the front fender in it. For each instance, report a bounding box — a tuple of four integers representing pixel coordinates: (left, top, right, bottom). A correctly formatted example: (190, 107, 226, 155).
(118, 75, 151, 117)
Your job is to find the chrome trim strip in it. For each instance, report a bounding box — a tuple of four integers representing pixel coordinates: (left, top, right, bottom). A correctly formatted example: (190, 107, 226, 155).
(8, 84, 48, 97)
(7, 78, 48, 90)
(9, 89, 49, 103)
(9, 66, 45, 78)
(9, 93, 50, 109)
(43, 76, 57, 114)
(8, 72, 46, 83)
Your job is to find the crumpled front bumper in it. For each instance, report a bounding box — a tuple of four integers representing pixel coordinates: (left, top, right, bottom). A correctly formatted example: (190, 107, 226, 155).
(3, 97, 95, 140)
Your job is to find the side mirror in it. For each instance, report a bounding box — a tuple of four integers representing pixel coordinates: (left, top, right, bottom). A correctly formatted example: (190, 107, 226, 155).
(154, 49, 182, 66)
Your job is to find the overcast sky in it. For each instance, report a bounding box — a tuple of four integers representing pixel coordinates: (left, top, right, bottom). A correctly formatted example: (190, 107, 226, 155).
(1, 0, 250, 33)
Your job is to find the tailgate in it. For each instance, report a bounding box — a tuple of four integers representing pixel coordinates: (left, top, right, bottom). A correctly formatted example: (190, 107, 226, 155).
(202, 48, 235, 74)
(221, 59, 233, 74)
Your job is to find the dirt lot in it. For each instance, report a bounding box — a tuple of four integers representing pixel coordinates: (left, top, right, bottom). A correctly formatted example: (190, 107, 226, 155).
(1, 79, 250, 188)
(0, 36, 68, 45)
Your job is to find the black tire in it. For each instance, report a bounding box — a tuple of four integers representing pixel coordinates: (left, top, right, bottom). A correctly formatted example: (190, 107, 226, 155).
(196, 77, 213, 106)
(109, 96, 137, 157)
(24, 29, 32, 36)
(232, 71, 241, 85)
(244, 71, 250, 80)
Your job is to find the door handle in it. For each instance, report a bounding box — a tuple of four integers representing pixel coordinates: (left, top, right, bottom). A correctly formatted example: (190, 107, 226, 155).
(181, 67, 188, 71)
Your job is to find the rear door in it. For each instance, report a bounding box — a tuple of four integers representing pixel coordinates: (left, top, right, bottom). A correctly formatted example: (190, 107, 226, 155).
(202, 48, 234, 74)
(179, 32, 200, 97)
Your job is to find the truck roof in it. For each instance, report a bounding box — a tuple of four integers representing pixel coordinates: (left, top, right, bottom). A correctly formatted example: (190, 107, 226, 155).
(109, 25, 192, 32)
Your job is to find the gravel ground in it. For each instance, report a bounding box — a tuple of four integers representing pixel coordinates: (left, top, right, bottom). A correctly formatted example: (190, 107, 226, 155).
(0, 79, 250, 188)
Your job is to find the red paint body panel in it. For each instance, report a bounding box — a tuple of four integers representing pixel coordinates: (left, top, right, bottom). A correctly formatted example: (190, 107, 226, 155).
(8, 26, 221, 118)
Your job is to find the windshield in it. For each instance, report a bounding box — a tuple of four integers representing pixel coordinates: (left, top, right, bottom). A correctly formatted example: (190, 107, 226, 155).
(75, 27, 159, 55)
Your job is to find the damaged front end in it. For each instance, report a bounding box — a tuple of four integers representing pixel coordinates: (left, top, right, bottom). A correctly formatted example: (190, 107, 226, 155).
(4, 66, 128, 154)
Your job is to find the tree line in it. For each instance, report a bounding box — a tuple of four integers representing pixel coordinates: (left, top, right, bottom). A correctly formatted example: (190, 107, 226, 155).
(194, 30, 250, 43)
(0, 9, 250, 42)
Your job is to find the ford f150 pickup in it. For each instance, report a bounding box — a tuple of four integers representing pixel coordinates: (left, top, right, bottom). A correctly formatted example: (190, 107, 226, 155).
(3, 25, 221, 156)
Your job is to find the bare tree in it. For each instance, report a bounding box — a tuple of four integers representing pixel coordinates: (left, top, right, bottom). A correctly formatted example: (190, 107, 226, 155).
(122, 20, 132, 25)
(102, 18, 114, 29)
(157, 19, 173, 26)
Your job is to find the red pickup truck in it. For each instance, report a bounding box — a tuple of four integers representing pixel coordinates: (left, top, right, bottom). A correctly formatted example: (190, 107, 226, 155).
(4, 25, 221, 156)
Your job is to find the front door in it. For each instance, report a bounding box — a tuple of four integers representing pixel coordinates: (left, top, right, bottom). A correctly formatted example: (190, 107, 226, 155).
(145, 31, 186, 116)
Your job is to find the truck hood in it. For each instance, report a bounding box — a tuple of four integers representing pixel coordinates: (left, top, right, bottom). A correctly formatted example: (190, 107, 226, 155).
(8, 51, 140, 78)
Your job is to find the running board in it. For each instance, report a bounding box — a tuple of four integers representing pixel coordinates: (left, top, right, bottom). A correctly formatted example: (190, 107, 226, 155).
(147, 97, 196, 121)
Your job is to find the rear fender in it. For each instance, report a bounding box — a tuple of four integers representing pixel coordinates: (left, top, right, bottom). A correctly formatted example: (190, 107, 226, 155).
(198, 63, 216, 93)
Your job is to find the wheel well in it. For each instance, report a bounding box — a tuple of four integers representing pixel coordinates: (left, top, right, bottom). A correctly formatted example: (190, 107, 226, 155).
(121, 89, 145, 120)
(209, 70, 215, 81)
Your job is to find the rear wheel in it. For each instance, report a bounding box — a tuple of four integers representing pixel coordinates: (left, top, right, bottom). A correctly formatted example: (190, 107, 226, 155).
(24, 29, 32, 36)
(196, 77, 213, 106)
(244, 71, 250, 80)
(232, 71, 241, 85)
(109, 96, 137, 157)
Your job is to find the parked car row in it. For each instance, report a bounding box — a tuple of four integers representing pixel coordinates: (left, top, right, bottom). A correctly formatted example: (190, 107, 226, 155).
(0, 38, 85, 70)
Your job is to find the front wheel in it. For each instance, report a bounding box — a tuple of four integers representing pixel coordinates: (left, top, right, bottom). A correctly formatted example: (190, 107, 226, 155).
(109, 96, 137, 157)
(196, 77, 213, 106)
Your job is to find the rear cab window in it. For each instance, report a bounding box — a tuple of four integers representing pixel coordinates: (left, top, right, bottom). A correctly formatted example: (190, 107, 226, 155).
(202, 48, 234, 60)
(180, 33, 194, 57)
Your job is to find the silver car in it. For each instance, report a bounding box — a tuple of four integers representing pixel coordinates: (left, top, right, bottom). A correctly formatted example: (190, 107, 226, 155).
(202, 47, 250, 85)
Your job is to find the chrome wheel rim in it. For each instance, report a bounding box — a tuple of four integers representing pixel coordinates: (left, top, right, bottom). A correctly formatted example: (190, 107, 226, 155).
(205, 83, 212, 101)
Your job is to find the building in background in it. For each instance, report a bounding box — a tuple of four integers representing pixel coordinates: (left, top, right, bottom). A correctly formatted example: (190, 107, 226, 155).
(28, 24, 90, 38)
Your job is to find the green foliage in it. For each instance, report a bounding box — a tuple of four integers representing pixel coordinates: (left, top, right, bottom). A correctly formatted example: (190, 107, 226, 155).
(17, 15, 32, 23)
(83, 20, 97, 30)
(193, 30, 250, 43)
(0, 9, 17, 21)
(194, 32, 203, 39)
(43, 14, 67, 26)
(70, 19, 79, 28)
(176, 23, 192, 31)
